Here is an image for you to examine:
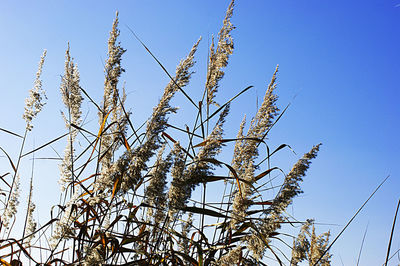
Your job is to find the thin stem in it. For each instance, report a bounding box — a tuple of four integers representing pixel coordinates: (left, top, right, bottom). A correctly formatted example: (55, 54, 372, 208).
(384, 199, 400, 266)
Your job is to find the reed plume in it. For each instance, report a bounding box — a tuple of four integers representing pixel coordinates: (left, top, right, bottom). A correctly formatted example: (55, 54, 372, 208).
(206, 0, 235, 107)
(291, 219, 332, 265)
(23, 50, 47, 131)
(59, 45, 83, 191)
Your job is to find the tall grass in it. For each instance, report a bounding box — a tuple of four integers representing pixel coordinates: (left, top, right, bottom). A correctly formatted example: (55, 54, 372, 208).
(0, 1, 332, 265)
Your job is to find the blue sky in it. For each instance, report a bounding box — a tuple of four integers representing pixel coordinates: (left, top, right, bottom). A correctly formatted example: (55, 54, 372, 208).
(0, 0, 399, 265)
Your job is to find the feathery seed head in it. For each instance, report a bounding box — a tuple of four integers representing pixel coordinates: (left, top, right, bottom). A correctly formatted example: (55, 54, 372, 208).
(23, 50, 47, 131)
(168, 142, 187, 216)
(291, 219, 331, 265)
(99, 12, 126, 169)
(218, 247, 243, 266)
(59, 45, 83, 191)
(168, 105, 229, 214)
(206, 0, 235, 106)
(271, 143, 322, 216)
(231, 68, 280, 227)
(24, 178, 37, 246)
(242, 144, 322, 261)
(60, 44, 83, 128)
(50, 190, 80, 248)
(144, 145, 172, 223)
(2, 174, 20, 229)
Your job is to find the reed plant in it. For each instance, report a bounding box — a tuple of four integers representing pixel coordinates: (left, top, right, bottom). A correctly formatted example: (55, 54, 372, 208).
(0, 1, 333, 265)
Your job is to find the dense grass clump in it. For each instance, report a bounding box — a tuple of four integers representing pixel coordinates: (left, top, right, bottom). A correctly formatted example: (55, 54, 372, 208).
(0, 1, 333, 265)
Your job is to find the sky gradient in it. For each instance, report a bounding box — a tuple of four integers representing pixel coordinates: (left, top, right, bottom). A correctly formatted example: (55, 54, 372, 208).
(0, 0, 399, 265)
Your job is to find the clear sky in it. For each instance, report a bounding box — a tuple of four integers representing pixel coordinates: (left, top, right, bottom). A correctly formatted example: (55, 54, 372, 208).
(0, 0, 399, 265)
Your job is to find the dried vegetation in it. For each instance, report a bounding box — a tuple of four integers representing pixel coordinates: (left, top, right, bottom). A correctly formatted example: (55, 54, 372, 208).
(0, 1, 332, 265)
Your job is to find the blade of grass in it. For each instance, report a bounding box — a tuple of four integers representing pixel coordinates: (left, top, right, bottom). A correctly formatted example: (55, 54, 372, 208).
(0, 127, 23, 138)
(313, 175, 390, 266)
(70, 123, 96, 137)
(356, 222, 369, 266)
(0, 147, 17, 172)
(384, 198, 400, 266)
(195, 86, 253, 132)
(0, 173, 11, 188)
(79, 86, 102, 113)
(165, 124, 202, 139)
(126, 25, 198, 109)
(21, 133, 69, 158)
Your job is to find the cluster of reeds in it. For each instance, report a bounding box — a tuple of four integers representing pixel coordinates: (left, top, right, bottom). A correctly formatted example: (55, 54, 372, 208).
(0, 1, 332, 265)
